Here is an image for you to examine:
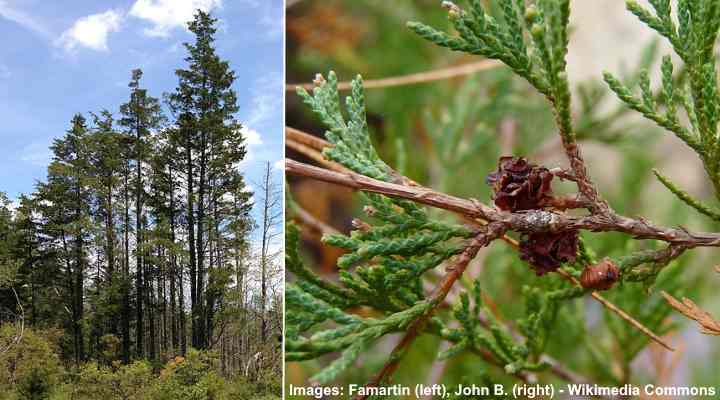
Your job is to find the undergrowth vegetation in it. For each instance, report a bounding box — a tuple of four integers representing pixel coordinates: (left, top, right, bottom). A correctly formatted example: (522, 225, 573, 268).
(0, 323, 280, 400)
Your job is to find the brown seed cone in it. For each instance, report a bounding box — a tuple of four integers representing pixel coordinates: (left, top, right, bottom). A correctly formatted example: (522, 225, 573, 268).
(580, 258, 620, 291)
(519, 230, 579, 276)
(486, 156, 554, 211)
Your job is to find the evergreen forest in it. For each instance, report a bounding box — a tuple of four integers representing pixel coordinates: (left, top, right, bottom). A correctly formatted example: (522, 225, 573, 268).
(0, 10, 281, 400)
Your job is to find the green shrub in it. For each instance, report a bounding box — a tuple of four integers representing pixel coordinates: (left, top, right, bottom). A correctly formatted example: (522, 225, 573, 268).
(0, 324, 62, 396)
(16, 368, 52, 400)
(252, 370, 281, 399)
(225, 374, 281, 400)
(149, 350, 226, 400)
(71, 361, 153, 400)
(0, 326, 270, 399)
(98, 334, 121, 365)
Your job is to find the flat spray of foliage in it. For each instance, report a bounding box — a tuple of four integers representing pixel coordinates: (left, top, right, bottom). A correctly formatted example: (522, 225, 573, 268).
(286, 0, 720, 390)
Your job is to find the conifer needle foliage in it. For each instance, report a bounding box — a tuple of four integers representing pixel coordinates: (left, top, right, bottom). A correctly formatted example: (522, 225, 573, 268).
(408, 0, 574, 140)
(287, 72, 589, 383)
(604, 0, 720, 211)
(287, 0, 720, 389)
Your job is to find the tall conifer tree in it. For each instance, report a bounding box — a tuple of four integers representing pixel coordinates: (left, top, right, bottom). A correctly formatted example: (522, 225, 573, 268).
(168, 10, 249, 349)
(119, 69, 164, 358)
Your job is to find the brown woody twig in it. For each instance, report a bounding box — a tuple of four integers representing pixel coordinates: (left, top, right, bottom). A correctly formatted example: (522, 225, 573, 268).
(286, 158, 720, 247)
(286, 126, 329, 151)
(354, 223, 506, 400)
(290, 202, 341, 237)
(286, 0, 305, 8)
(488, 228, 676, 351)
(661, 291, 720, 336)
(288, 60, 501, 92)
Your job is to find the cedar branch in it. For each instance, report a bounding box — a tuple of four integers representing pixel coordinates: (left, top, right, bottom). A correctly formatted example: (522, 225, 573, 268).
(354, 223, 506, 400)
(286, 158, 720, 247)
(286, 126, 684, 351)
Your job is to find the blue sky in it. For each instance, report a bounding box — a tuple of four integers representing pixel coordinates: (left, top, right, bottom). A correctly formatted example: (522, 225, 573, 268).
(0, 0, 284, 234)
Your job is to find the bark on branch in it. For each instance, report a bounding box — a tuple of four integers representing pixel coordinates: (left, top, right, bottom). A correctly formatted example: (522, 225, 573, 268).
(286, 158, 720, 248)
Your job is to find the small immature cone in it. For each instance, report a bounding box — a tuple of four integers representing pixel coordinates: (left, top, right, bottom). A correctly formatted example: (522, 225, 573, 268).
(486, 156, 554, 211)
(580, 258, 620, 291)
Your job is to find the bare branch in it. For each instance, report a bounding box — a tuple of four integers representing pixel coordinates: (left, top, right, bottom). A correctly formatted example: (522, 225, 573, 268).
(288, 60, 501, 92)
(0, 286, 24, 356)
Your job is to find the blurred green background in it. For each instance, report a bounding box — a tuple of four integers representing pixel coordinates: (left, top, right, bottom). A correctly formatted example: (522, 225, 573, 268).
(285, 0, 720, 395)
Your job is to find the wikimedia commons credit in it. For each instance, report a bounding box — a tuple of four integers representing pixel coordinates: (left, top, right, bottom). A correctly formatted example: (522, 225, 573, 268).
(287, 383, 717, 399)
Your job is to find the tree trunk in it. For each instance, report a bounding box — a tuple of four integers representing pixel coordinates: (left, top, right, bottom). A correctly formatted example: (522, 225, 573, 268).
(179, 260, 187, 356)
(196, 139, 207, 349)
(260, 162, 270, 344)
(186, 132, 197, 350)
(169, 164, 179, 353)
(74, 183, 85, 364)
(147, 243, 156, 360)
(122, 166, 131, 363)
(135, 117, 144, 358)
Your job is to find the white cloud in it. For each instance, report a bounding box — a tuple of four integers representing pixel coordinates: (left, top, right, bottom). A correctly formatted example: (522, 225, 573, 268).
(273, 159, 283, 171)
(57, 10, 123, 52)
(241, 126, 263, 146)
(232, 0, 281, 40)
(244, 73, 283, 129)
(20, 142, 52, 167)
(237, 126, 264, 167)
(0, 1, 52, 38)
(130, 0, 222, 37)
(259, 4, 282, 40)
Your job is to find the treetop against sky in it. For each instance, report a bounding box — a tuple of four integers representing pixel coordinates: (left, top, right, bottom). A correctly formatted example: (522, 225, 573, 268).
(0, 0, 283, 237)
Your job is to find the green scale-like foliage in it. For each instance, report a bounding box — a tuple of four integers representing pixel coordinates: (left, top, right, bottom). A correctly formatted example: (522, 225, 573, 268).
(288, 75, 489, 382)
(298, 73, 390, 181)
(287, 69, 590, 383)
(287, 221, 588, 384)
(408, 0, 574, 140)
(288, 0, 718, 388)
(604, 0, 720, 218)
(295, 73, 475, 307)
